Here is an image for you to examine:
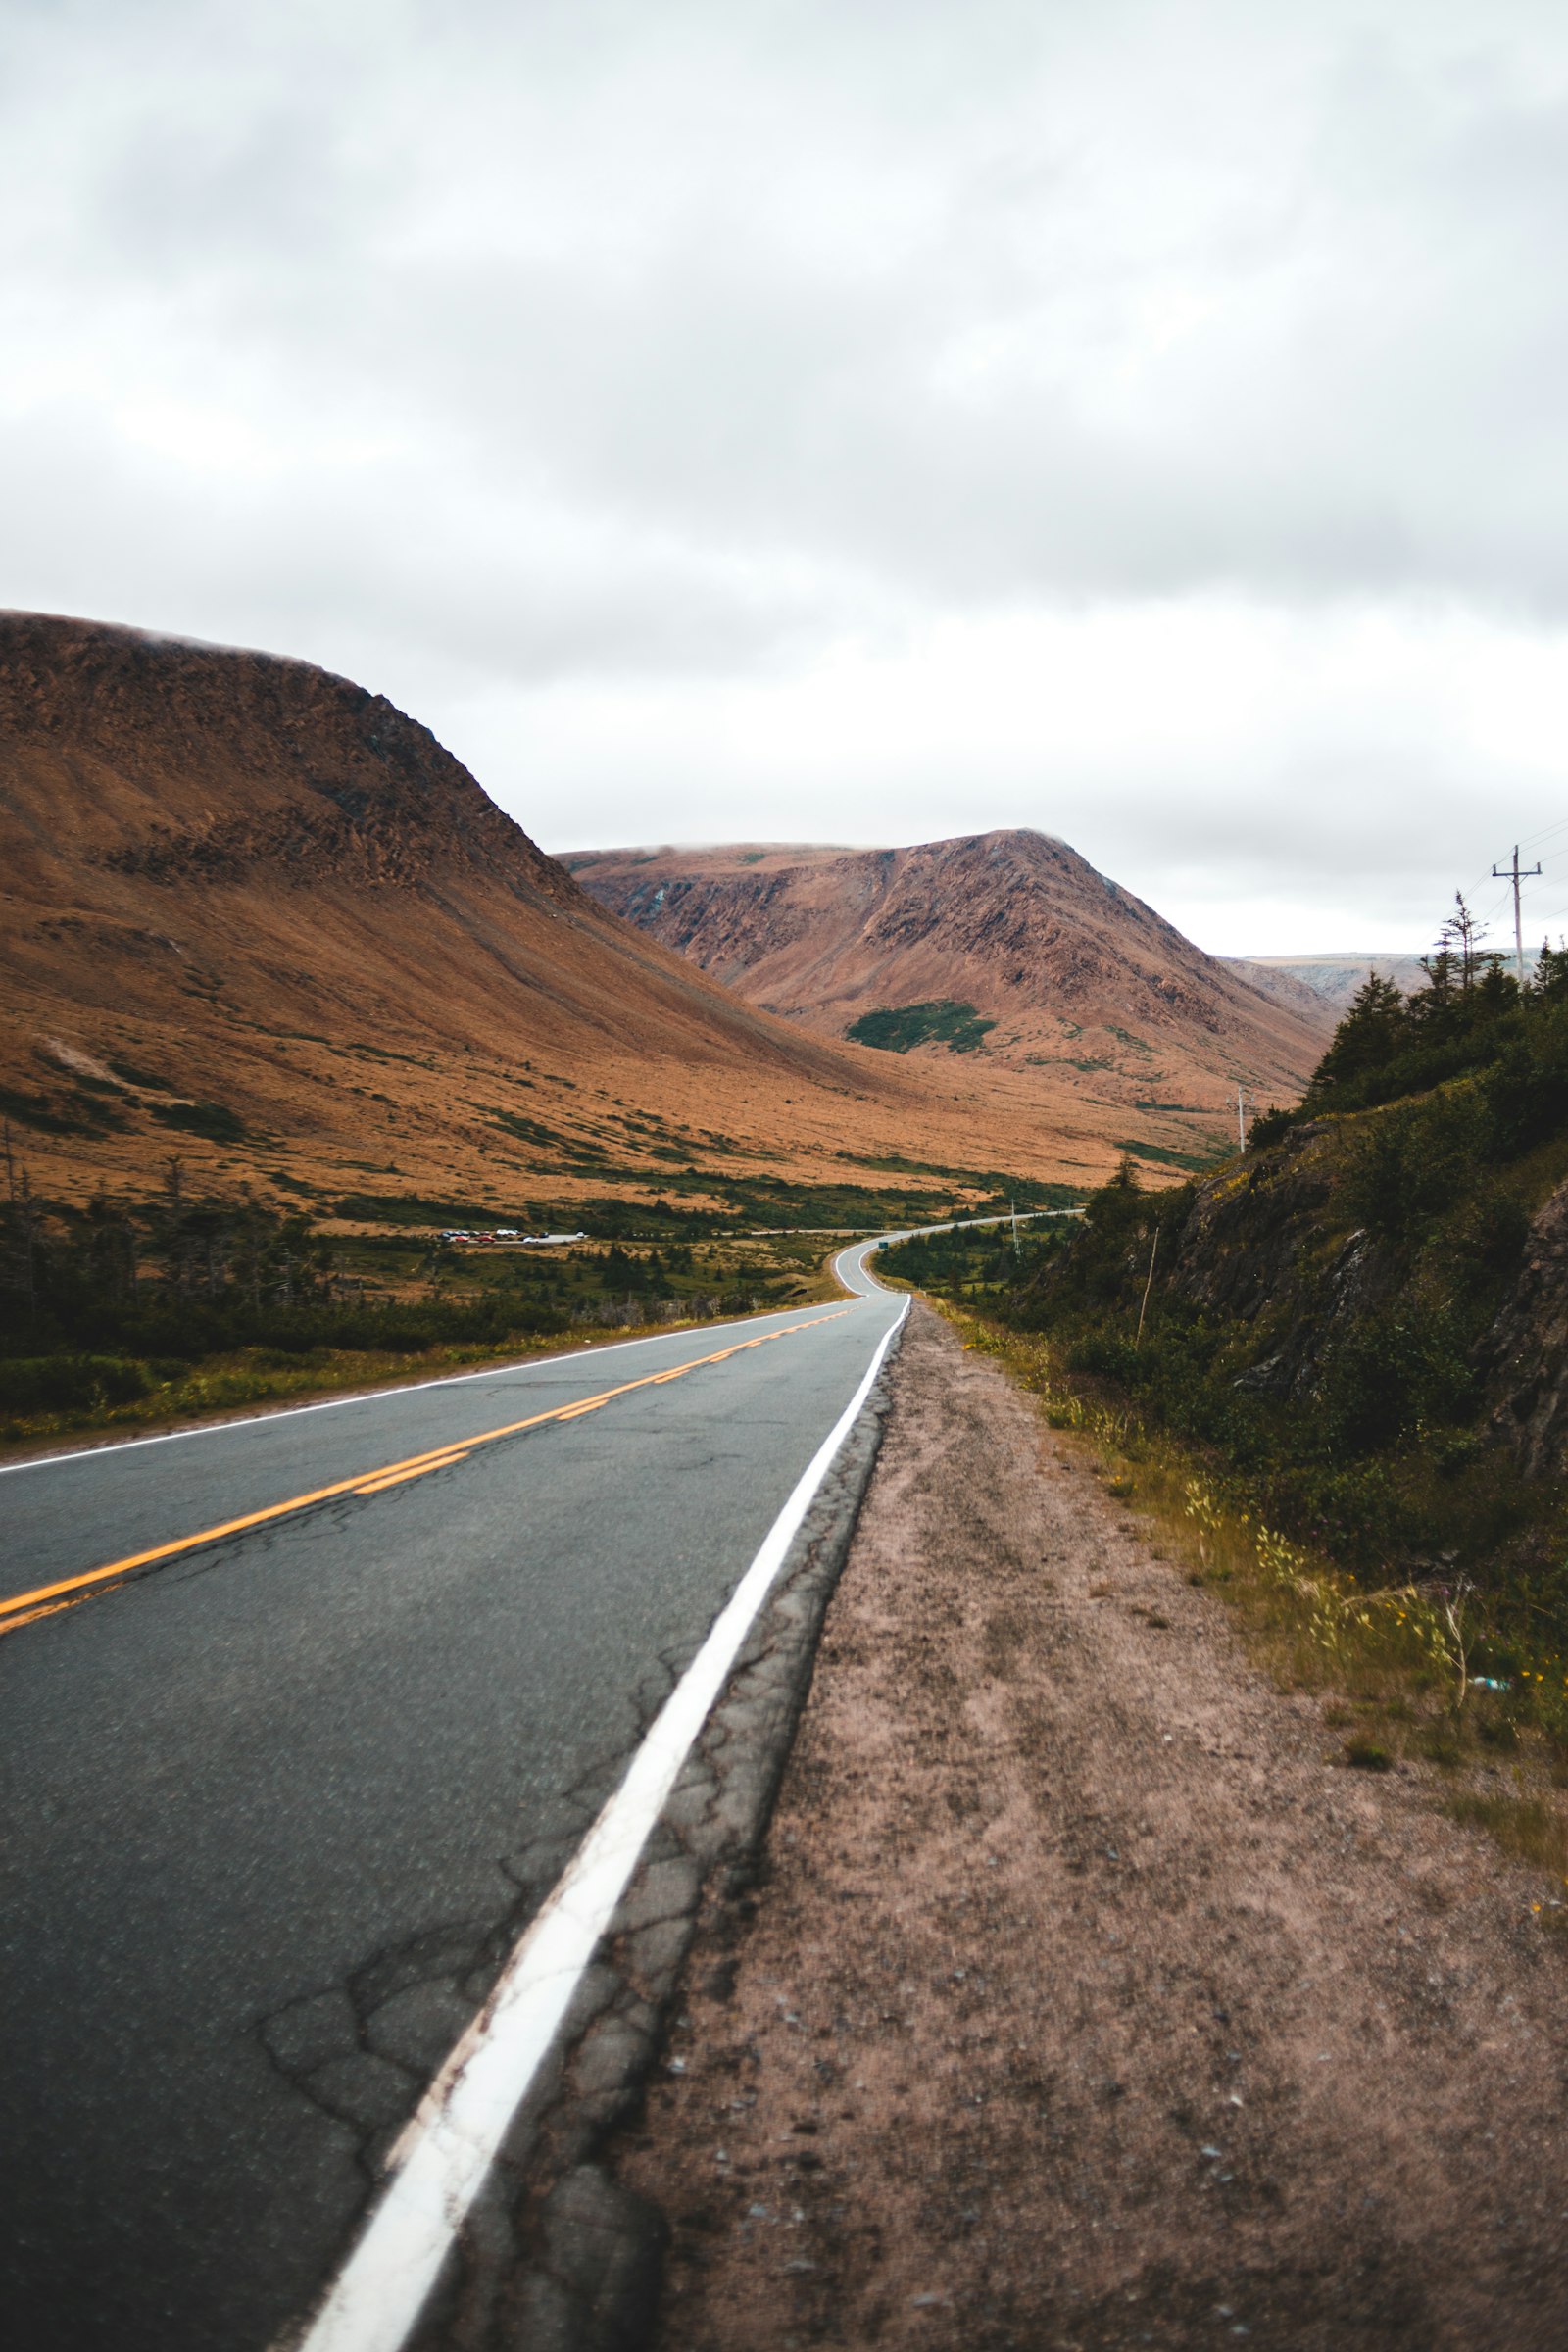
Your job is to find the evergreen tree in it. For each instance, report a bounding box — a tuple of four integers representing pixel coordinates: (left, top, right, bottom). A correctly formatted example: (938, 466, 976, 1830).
(1304, 973, 1405, 1101)
(1533, 940, 1568, 1004)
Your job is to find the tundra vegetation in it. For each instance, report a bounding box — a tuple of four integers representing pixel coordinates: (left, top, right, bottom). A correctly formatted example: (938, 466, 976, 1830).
(882, 902, 1568, 1875)
(845, 998, 997, 1054)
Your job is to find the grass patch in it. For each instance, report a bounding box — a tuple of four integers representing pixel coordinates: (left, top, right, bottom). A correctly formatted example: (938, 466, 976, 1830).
(0, 1355, 150, 1413)
(1447, 1792, 1568, 1879)
(107, 1057, 175, 1091)
(1114, 1136, 1228, 1171)
(846, 1000, 998, 1055)
(0, 1083, 126, 1138)
(149, 1099, 248, 1142)
(332, 1173, 1025, 1237)
(488, 1110, 565, 1150)
(935, 1304, 1568, 1898)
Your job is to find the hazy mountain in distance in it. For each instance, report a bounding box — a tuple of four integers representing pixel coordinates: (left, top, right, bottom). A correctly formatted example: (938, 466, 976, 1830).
(1228, 954, 1431, 1014)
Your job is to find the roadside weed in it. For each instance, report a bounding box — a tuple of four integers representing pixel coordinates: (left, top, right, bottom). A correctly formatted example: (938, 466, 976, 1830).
(942, 1303, 1568, 1906)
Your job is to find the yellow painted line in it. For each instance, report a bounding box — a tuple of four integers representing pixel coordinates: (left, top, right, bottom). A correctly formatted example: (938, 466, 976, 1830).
(353, 1455, 474, 1496)
(0, 1598, 76, 1639)
(0, 1309, 851, 1628)
(353, 1442, 478, 1485)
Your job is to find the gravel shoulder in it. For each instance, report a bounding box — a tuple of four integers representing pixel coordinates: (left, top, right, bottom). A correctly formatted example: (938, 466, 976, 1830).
(614, 1301, 1568, 2351)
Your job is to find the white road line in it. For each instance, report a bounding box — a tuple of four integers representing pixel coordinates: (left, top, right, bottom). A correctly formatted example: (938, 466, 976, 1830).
(0, 1301, 859, 1479)
(2, 1210, 1070, 1482)
(290, 1290, 909, 2352)
(2, 1210, 1064, 1479)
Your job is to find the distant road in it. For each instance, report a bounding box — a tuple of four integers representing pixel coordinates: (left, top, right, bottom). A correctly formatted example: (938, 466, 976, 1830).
(0, 1241, 906, 2351)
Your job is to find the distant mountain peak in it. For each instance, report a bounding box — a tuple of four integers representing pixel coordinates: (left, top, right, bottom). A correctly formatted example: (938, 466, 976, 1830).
(569, 835, 1332, 1114)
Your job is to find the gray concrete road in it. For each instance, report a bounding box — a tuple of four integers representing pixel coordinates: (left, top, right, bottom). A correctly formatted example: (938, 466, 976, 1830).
(0, 1245, 901, 2352)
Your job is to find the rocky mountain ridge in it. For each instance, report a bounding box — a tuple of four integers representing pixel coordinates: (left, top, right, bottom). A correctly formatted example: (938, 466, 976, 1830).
(565, 834, 1332, 1146)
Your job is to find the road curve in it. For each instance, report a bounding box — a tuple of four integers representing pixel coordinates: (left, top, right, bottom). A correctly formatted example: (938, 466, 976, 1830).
(0, 1240, 903, 2352)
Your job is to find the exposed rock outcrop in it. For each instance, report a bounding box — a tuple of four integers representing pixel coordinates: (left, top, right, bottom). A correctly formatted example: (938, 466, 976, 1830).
(1481, 1178, 1568, 1476)
(1040, 1116, 1568, 1482)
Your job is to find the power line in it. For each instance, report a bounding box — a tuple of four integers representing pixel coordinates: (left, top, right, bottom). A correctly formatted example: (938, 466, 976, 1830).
(1469, 882, 1515, 928)
(1516, 812, 1568, 857)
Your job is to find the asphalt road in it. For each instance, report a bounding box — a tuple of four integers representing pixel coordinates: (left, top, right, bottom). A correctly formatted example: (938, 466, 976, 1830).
(0, 1242, 903, 2352)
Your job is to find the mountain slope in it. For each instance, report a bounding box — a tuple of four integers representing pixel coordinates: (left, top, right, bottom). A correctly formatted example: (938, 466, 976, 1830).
(565, 835, 1331, 1137)
(0, 615, 1117, 1214)
(1227, 953, 1429, 1014)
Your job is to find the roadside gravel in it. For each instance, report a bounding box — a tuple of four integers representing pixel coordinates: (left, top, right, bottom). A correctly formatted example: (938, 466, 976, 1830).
(615, 1302, 1568, 2351)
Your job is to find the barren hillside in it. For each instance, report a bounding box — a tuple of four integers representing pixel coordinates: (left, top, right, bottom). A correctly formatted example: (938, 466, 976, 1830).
(566, 835, 1332, 1151)
(0, 615, 1165, 1219)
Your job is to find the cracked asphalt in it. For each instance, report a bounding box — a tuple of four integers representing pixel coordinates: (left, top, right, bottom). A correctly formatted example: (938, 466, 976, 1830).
(0, 1265, 901, 2352)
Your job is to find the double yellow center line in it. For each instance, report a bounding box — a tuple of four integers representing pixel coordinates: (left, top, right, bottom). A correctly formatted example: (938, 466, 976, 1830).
(0, 1311, 850, 1633)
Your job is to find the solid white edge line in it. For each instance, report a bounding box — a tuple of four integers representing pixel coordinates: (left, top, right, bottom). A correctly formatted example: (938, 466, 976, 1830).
(292, 1277, 909, 2352)
(0, 1301, 858, 1480)
(2, 1209, 1067, 1480)
(1, 1208, 1062, 1480)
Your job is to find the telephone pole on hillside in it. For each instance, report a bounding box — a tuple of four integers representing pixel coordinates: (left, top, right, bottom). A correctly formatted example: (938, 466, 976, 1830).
(1493, 845, 1542, 986)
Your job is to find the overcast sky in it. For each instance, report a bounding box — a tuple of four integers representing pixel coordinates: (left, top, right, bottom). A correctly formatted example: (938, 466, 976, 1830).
(7, 0, 1568, 954)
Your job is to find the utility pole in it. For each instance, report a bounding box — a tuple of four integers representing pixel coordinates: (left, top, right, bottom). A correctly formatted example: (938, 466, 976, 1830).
(1237, 1086, 1248, 1152)
(1010, 1198, 1019, 1257)
(1493, 845, 1543, 986)
(1135, 1225, 1158, 1348)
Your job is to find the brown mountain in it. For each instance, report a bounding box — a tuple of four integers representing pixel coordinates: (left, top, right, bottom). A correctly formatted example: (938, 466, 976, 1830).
(0, 614, 1160, 1218)
(564, 835, 1332, 1141)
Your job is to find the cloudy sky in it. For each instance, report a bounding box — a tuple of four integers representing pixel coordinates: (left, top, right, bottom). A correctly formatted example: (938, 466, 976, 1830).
(6, 0, 1568, 954)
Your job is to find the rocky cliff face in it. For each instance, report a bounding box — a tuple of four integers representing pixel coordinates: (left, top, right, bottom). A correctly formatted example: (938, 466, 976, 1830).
(1481, 1181, 1568, 1476)
(1066, 1117, 1568, 1483)
(565, 833, 1332, 1133)
(1149, 1129, 1404, 1409)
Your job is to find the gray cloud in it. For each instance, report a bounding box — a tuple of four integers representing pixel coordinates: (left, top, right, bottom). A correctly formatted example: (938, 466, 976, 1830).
(4, 0, 1568, 949)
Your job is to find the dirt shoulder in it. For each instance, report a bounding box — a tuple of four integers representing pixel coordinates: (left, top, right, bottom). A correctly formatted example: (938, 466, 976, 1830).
(615, 1302, 1568, 2351)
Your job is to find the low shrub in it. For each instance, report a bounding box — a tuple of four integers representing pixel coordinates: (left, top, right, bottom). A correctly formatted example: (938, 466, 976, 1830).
(149, 1100, 247, 1142)
(0, 1355, 150, 1413)
(846, 1000, 997, 1054)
